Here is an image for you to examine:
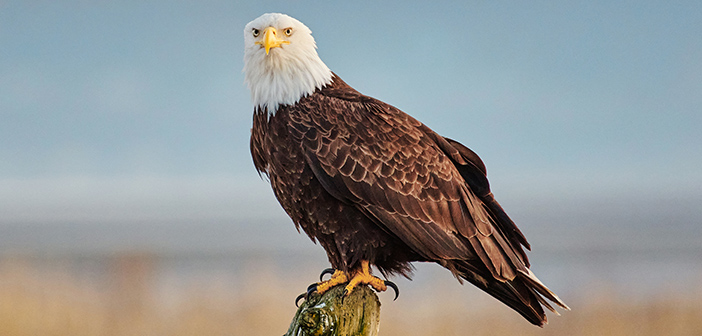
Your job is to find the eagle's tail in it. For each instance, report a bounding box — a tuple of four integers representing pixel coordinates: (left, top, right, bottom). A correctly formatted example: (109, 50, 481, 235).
(450, 260, 569, 326)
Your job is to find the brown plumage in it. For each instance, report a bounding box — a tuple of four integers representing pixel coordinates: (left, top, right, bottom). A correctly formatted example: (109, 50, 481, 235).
(250, 74, 568, 326)
(244, 13, 568, 326)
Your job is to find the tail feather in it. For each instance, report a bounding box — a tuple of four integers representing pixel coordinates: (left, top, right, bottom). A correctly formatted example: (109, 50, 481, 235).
(518, 268, 570, 311)
(451, 260, 568, 326)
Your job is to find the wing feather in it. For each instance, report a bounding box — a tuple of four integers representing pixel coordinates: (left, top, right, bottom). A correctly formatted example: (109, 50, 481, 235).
(288, 78, 531, 283)
(255, 74, 566, 326)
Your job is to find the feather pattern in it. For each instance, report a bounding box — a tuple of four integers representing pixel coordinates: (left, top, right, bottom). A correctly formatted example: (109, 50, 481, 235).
(250, 74, 568, 325)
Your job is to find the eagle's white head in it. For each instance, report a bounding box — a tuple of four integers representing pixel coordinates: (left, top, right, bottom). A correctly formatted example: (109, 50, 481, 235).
(243, 13, 333, 113)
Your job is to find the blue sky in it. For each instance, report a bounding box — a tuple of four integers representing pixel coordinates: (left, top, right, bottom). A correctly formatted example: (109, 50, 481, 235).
(1, 1, 700, 232)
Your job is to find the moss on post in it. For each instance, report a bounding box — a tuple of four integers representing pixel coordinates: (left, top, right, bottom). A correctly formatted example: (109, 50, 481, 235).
(285, 285, 381, 336)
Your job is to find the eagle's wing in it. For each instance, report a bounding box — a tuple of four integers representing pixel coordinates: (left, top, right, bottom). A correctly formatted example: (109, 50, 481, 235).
(287, 86, 528, 282)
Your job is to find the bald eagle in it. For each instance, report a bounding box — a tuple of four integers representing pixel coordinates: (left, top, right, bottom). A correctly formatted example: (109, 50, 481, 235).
(244, 13, 568, 326)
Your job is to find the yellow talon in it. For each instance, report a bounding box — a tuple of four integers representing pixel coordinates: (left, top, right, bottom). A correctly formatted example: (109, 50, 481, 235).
(344, 260, 387, 294)
(311, 261, 399, 301)
(316, 269, 349, 294)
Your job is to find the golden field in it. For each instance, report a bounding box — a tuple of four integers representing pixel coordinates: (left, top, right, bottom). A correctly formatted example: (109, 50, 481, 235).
(0, 253, 701, 336)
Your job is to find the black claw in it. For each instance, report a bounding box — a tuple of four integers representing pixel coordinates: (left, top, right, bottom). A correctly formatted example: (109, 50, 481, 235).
(306, 283, 318, 297)
(384, 280, 399, 301)
(295, 292, 306, 307)
(319, 268, 335, 282)
(296, 283, 320, 307)
(341, 288, 349, 304)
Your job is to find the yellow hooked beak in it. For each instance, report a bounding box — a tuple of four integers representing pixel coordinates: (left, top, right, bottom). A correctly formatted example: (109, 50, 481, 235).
(255, 27, 290, 55)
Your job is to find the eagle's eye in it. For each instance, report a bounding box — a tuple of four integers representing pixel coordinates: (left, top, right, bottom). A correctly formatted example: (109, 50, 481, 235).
(283, 28, 293, 37)
(252, 28, 260, 37)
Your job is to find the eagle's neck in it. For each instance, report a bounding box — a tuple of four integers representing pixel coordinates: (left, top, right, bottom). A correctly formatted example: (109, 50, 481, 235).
(244, 48, 333, 114)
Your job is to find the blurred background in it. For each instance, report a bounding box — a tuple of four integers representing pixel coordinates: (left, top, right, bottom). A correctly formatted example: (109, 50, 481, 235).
(1, 1, 701, 335)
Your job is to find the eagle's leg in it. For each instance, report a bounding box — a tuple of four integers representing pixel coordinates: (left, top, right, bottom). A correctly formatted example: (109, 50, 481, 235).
(343, 260, 399, 300)
(295, 269, 351, 307)
(315, 269, 349, 294)
(343, 260, 384, 295)
(296, 261, 399, 306)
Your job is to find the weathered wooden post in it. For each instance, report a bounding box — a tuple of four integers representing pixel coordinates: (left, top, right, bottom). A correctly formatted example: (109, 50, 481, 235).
(285, 285, 381, 336)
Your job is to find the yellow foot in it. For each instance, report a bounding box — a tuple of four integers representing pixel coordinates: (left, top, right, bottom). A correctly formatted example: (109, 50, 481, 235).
(343, 260, 389, 296)
(295, 268, 350, 307)
(316, 269, 349, 294)
(295, 261, 399, 307)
